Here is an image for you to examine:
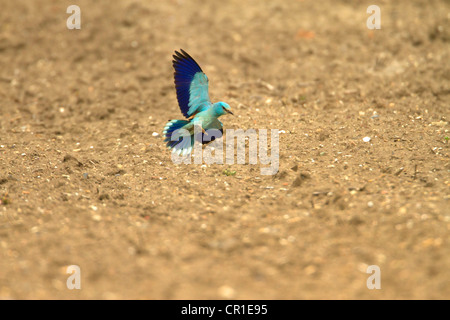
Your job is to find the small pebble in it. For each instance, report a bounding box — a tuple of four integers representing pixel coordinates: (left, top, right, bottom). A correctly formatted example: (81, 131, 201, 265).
(218, 285, 236, 299)
(363, 137, 371, 142)
(304, 265, 317, 276)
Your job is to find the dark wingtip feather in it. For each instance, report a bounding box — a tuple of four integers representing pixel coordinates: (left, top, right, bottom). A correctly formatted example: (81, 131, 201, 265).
(179, 49, 190, 59)
(172, 49, 203, 72)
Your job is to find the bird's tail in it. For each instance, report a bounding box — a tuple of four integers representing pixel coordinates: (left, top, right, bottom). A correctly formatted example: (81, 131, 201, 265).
(163, 119, 193, 156)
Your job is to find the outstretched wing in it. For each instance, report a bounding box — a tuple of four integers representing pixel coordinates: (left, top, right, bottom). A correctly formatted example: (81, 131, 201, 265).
(172, 49, 211, 118)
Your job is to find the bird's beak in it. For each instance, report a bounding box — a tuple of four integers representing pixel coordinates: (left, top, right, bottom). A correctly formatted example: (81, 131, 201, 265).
(226, 108, 234, 115)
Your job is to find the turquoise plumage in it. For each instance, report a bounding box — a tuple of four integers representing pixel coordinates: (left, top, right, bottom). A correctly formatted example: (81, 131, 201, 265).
(163, 49, 233, 156)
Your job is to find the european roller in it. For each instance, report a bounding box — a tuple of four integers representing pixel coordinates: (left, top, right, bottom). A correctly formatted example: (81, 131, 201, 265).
(163, 49, 233, 156)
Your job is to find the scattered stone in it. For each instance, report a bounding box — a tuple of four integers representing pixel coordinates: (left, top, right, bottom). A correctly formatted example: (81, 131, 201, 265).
(430, 121, 448, 127)
(394, 167, 405, 176)
(99, 193, 110, 201)
(63, 154, 83, 167)
(218, 285, 236, 299)
(304, 265, 317, 276)
(292, 172, 310, 187)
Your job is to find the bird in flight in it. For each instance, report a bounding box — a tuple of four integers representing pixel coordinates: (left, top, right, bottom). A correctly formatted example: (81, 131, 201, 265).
(163, 49, 233, 156)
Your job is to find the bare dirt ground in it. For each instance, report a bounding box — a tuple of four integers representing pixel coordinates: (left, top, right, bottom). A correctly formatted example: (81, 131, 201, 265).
(0, 0, 449, 299)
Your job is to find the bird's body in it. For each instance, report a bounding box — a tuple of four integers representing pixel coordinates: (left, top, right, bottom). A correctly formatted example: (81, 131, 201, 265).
(163, 49, 233, 156)
(173, 108, 224, 135)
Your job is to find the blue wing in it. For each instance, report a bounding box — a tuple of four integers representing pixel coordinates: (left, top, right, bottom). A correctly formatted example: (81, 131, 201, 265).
(173, 49, 211, 118)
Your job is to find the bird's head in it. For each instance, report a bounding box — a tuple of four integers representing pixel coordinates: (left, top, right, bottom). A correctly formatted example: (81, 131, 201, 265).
(214, 102, 234, 117)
